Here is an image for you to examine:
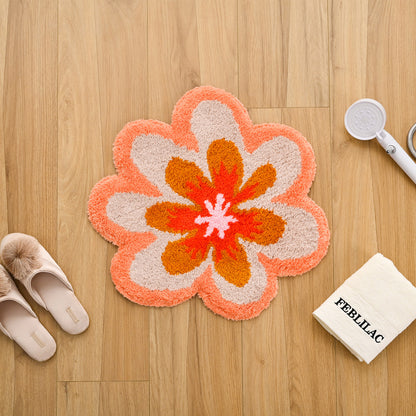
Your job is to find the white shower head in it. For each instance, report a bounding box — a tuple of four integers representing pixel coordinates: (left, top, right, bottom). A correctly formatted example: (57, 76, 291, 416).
(344, 98, 386, 141)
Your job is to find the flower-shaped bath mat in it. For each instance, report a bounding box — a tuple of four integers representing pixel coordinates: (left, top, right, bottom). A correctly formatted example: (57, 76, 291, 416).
(88, 86, 330, 320)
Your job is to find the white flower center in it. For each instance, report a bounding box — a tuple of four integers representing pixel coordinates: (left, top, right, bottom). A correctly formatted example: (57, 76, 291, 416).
(195, 193, 237, 239)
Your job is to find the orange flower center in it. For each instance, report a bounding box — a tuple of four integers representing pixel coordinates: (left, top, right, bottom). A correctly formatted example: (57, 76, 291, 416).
(145, 139, 286, 287)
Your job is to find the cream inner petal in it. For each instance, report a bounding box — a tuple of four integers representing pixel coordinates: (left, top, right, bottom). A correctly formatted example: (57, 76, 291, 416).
(210, 248, 269, 304)
(240, 201, 319, 260)
(130, 134, 200, 202)
(242, 136, 302, 201)
(190, 100, 249, 175)
(129, 232, 208, 291)
(107, 192, 158, 232)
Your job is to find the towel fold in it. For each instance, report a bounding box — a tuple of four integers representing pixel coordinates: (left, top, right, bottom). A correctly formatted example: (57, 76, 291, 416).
(313, 253, 416, 363)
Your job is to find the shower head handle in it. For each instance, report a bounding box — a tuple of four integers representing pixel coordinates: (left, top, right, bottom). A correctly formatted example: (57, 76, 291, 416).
(375, 129, 416, 183)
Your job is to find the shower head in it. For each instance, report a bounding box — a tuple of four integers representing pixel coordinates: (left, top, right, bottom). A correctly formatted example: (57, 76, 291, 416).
(344, 99, 386, 141)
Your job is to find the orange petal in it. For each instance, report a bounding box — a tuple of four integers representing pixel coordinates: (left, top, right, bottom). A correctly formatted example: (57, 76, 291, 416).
(213, 243, 251, 287)
(207, 139, 244, 196)
(165, 157, 211, 200)
(237, 208, 285, 245)
(236, 163, 276, 203)
(145, 202, 200, 233)
(161, 236, 209, 275)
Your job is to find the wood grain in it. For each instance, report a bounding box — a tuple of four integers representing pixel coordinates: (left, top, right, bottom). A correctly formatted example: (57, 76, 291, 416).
(57, 0, 106, 381)
(99, 381, 149, 416)
(238, 0, 290, 107)
(189, 3, 242, 414)
(239, 0, 328, 108)
(280, 108, 336, 416)
(0, 1, 14, 415)
(366, 1, 416, 414)
(95, 0, 150, 381)
(187, 301, 243, 416)
(147, 2, 199, 415)
(94, 0, 148, 166)
(149, 304, 190, 416)
(330, 1, 388, 415)
(286, 0, 329, 107)
(148, 0, 200, 122)
(0, 0, 415, 414)
(196, 0, 238, 96)
(57, 382, 100, 416)
(243, 109, 291, 416)
(3, 1, 58, 415)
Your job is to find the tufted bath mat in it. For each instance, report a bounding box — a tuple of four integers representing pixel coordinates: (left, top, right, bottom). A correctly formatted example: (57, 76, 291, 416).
(88, 86, 330, 320)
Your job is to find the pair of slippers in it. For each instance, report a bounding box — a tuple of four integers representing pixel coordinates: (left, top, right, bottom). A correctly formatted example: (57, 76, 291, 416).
(0, 233, 89, 361)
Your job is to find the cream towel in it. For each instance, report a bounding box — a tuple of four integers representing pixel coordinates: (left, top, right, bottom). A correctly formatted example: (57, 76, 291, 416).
(313, 253, 416, 364)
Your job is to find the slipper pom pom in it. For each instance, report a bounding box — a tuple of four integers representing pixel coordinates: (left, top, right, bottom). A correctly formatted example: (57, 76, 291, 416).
(0, 268, 11, 296)
(1, 235, 41, 281)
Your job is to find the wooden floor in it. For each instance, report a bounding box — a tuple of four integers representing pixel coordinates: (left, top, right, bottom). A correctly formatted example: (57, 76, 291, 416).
(0, 0, 415, 415)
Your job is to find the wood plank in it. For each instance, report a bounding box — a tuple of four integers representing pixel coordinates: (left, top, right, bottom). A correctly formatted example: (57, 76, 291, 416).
(239, 0, 328, 108)
(148, 0, 200, 122)
(3, 0, 58, 414)
(187, 301, 243, 416)
(99, 382, 149, 416)
(0, 1, 14, 415)
(280, 108, 336, 415)
(150, 304, 191, 416)
(148, 3, 244, 415)
(95, 0, 150, 381)
(242, 108, 291, 416)
(196, 0, 238, 95)
(238, 0, 290, 107)
(366, 1, 416, 413)
(286, 0, 329, 107)
(242, 296, 290, 416)
(3, 3, 58, 242)
(148, 2, 200, 414)
(57, 382, 100, 416)
(57, 0, 106, 381)
(94, 0, 148, 168)
(330, 1, 388, 414)
(192, 5, 243, 414)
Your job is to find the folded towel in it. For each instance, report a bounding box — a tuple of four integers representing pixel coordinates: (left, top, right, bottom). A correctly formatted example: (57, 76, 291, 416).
(313, 253, 416, 363)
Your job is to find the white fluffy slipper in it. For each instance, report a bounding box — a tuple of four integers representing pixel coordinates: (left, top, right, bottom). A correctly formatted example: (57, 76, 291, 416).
(0, 233, 89, 335)
(0, 265, 56, 361)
